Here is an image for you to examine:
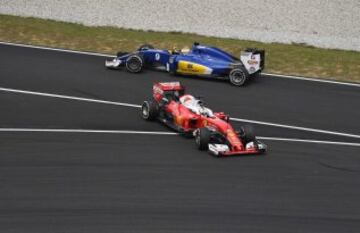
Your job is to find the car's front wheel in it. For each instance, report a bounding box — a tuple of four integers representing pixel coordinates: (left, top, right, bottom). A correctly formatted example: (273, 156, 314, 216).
(241, 125, 256, 143)
(141, 100, 159, 121)
(138, 44, 154, 51)
(195, 127, 211, 150)
(229, 68, 247, 86)
(126, 55, 144, 73)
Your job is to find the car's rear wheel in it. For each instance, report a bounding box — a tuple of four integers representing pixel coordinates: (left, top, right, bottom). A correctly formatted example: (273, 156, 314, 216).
(195, 127, 211, 150)
(126, 55, 143, 73)
(241, 125, 256, 143)
(229, 68, 247, 86)
(142, 100, 159, 121)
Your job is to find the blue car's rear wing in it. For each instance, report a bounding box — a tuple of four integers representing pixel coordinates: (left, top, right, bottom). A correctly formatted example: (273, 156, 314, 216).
(239, 48, 265, 75)
(243, 48, 265, 70)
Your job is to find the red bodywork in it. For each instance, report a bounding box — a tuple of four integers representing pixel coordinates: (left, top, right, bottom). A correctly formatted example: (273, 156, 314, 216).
(152, 82, 263, 156)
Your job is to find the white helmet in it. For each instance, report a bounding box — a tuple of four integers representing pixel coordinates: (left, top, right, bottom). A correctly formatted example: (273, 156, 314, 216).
(180, 95, 195, 105)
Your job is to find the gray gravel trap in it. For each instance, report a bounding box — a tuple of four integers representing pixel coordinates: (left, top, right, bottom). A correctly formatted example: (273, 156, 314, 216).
(0, 0, 359, 51)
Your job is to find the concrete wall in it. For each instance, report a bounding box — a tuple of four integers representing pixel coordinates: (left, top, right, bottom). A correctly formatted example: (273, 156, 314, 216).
(1, 0, 359, 51)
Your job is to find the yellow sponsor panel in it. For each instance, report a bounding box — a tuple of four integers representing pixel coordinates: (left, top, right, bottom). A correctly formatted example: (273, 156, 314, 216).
(177, 61, 212, 75)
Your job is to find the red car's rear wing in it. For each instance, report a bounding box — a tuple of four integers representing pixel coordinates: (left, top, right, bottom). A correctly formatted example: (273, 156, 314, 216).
(153, 82, 185, 102)
(153, 82, 185, 92)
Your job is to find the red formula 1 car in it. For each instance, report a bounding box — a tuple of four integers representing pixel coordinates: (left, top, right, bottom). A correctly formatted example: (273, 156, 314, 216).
(141, 82, 267, 157)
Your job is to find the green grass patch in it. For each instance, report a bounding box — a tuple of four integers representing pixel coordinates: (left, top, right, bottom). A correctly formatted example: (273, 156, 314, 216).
(1, 14, 359, 82)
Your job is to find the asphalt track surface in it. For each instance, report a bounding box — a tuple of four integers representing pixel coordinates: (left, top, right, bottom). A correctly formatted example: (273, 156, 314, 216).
(0, 44, 360, 233)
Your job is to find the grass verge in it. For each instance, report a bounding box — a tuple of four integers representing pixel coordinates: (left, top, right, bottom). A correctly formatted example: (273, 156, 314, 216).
(1, 14, 359, 83)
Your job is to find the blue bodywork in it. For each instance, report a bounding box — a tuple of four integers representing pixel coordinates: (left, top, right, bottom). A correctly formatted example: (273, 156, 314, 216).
(107, 43, 265, 81)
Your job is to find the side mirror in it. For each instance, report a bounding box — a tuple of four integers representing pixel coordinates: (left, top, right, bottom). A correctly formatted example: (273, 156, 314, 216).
(161, 97, 169, 104)
(214, 112, 229, 122)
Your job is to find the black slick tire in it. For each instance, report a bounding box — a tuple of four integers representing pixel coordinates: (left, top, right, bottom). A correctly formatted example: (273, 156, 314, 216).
(141, 100, 159, 121)
(195, 127, 211, 151)
(241, 125, 256, 143)
(126, 55, 143, 73)
(138, 44, 154, 51)
(229, 68, 247, 86)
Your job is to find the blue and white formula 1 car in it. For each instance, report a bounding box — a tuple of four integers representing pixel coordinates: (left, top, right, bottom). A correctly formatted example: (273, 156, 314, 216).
(105, 42, 265, 86)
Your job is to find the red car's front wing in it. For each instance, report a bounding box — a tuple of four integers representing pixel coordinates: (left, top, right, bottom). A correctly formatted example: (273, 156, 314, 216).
(220, 149, 264, 156)
(208, 142, 267, 157)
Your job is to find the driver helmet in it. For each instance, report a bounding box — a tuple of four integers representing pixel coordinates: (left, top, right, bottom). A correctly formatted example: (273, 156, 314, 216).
(172, 46, 181, 54)
(180, 94, 195, 105)
(181, 47, 190, 54)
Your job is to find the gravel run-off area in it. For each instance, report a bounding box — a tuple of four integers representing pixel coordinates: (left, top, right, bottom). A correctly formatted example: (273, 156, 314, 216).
(0, 0, 359, 51)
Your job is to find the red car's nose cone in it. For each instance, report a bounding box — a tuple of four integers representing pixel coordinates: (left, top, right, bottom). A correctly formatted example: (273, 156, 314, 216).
(226, 129, 243, 151)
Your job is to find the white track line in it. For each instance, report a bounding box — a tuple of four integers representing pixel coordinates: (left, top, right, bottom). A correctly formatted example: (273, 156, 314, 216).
(0, 87, 141, 108)
(1, 86, 360, 140)
(1, 41, 359, 87)
(0, 41, 113, 57)
(262, 73, 360, 88)
(0, 128, 177, 135)
(0, 128, 359, 147)
(230, 118, 360, 139)
(257, 136, 360, 147)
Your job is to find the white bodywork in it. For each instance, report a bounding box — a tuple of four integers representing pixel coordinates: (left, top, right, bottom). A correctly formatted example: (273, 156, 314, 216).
(240, 52, 261, 74)
(246, 141, 267, 151)
(208, 144, 230, 156)
(209, 141, 267, 156)
(105, 58, 121, 68)
(179, 95, 214, 117)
